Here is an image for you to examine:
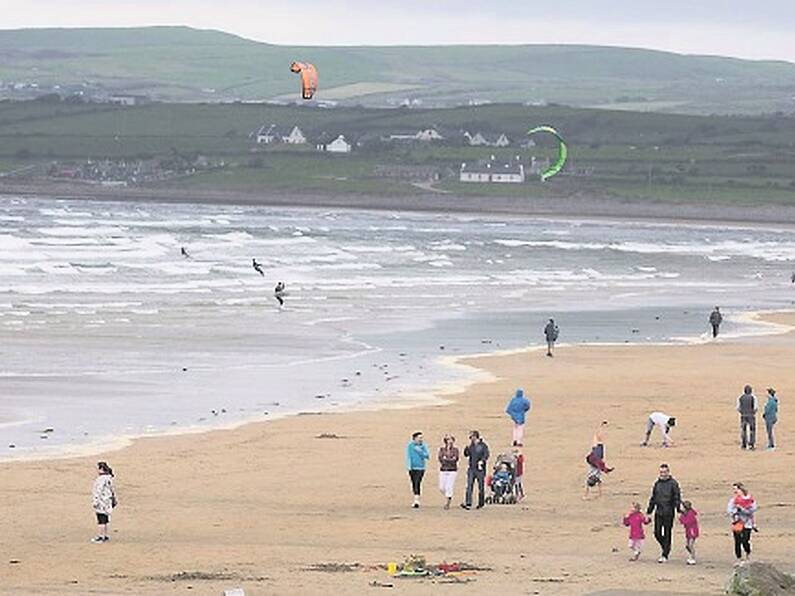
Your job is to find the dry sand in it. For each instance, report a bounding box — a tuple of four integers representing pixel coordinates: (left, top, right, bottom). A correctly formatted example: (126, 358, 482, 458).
(1, 313, 795, 595)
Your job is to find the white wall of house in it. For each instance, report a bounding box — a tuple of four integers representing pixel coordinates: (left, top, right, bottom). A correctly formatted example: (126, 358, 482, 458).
(283, 126, 306, 144)
(326, 135, 352, 153)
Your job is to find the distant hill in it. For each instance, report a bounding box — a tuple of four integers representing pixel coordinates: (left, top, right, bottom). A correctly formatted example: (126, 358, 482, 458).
(1, 26, 794, 114)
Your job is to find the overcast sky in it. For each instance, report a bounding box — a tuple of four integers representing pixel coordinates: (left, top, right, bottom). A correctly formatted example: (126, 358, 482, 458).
(1, 0, 793, 62)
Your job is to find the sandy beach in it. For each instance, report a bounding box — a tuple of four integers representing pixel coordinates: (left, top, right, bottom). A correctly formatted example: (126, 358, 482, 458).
(1, 312, 794, 595)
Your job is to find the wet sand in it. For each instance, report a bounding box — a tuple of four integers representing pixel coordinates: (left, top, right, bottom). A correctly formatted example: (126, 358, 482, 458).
(1, 313, 794, 595)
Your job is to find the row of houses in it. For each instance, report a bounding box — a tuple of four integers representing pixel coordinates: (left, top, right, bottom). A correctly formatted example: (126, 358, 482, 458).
(253, 125, 352, 153)
(252, 124, 531, 150)
(458, 156, 552, 184)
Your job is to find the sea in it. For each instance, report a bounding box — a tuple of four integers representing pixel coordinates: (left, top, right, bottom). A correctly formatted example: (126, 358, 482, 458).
(1, 196, 794, 459)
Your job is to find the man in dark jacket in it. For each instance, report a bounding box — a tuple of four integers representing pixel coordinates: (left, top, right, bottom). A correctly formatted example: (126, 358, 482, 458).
(646, 463, 682, 563)
(737, 384, 758, 450)
(544, 318, 559, 357)
(461, 430, 489, 510)
(709, 307, 723, 338)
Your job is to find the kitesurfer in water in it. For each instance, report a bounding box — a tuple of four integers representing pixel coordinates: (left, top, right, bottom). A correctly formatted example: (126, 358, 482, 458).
(274, 281, 286, 307)
(252, 258, 264, 277)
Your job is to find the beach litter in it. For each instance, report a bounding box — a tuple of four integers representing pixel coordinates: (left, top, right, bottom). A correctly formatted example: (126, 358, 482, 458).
(316, 433, 344, 439)
(369, 580, 394, 588)
(304, 562, 363, 573)
(387, 556, 490, 581)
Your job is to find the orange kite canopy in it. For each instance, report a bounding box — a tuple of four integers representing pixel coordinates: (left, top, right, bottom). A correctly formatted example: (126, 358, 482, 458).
(290, 62, 318, 100)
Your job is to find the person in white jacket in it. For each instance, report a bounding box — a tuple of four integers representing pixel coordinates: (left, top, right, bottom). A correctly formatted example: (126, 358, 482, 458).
(91, 461, 117, 543)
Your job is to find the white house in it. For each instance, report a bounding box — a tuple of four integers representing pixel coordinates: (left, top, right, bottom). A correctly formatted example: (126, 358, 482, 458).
(317, 135, 352, 154)
(460, 161, 524, 184)
(255, 124, 283, 144)
(282, 126, 307, 145)
(464, 131, 510, 147)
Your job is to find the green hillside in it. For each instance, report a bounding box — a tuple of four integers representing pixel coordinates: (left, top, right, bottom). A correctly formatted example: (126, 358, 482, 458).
(1, 99, 794, 205)
(1, 27, 794, 114)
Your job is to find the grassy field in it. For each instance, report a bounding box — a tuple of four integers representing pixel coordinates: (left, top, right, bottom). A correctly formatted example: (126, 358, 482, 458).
(2, 27, 795, 114)
(0, 99, 794, 205)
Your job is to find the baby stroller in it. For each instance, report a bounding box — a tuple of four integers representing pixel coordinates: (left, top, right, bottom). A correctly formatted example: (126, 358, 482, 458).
(485, 453, 517, 505)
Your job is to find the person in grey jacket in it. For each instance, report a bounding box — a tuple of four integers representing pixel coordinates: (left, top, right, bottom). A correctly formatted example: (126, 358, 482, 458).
(709, 307, 723, 338)
(544, 318, 559, 357)
(460, 430, 489, 510)
(737, 385, 758, 450)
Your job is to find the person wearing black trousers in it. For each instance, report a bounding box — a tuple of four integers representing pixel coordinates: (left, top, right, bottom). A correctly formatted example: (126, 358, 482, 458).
(646, 463, 682, 563)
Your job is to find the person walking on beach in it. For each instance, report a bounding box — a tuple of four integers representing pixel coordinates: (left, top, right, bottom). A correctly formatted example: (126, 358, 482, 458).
(544, 318, 559, 357)
(438, 435, 459, 510)
(505, 388, 531, 447)
(763, 387, 779, 451)
(461, 430, 489, 510)
(252, 258, 265, 277)
(274, 281, 286, 307)
(646, 463, 682, 563)
(728, 482, 757, 565)
(623, 502, 651, 561)
(737, 385, 758, 450)
(406, 431, 429, 508)
(641, 412, 676, 447)
(709, 306, 723, 338)
(91, 461, 117, 543)
(679, 500, 700, 565)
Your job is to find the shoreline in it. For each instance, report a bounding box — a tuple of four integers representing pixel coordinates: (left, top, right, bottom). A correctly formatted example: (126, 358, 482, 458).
(2, 309, 790, 466)
(2, 312, 795, 594)
(6, 182, 795, 228)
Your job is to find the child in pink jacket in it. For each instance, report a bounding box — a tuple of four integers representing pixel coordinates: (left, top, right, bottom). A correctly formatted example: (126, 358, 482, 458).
(623, 502, 651, 561)
(679, 500, 700, 565)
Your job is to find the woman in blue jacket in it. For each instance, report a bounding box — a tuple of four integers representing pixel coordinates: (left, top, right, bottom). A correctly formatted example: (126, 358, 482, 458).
(406, 431, 430, 508)
(506, 388, 531, 447)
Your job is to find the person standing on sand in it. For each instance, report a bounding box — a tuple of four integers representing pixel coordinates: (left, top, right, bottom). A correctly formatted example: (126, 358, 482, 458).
(737, 385, 758, 450)
(437, 435, 459, 510)
(646, 463, 682, 563)
(763, 387, 779, 451)
(91, 461, 117, 543)
(505, 388, 531, 447)
(461, 430, 489, 510)
(728, 482, 757, 565)
(544, 318, 559, 357)
(641, 412, 676, 447)
(709, 306, 723, 338)
(406, 431, 429, 509)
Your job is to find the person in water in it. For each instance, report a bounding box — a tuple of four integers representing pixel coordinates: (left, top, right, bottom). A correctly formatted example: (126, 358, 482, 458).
(709, 306, 723, 338)
(252, 258, 264, 277)
(274, 282, 286, 307)
(180, 246, 190, 258)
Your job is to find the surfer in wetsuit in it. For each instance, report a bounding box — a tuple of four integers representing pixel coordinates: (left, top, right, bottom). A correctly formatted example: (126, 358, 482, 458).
(180, 246, 190, 259)
(274, 281, 285, 307)
(252, 258, 264, 277)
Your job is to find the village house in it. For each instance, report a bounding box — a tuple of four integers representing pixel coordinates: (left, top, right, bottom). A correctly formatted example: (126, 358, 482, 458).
(282, 125, 307, 145)
(387, 127, 444, 142)
(317, 134, 352, 154)
(463, 131, 511, 147)
(255, 124, 284, 144)
(460, 160, 525, 184)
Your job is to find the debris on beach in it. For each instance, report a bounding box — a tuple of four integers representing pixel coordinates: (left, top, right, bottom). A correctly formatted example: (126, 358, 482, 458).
(41, 427, 54, 433)
(369, 580, 394, 588)
(148, 570, 267, 583)
(531, 577, 565, 583)
(305, 562, 363, 573)
(9, 559, 20, 565)
(316, 433, 344, 439)
(8, 444, 15, 449)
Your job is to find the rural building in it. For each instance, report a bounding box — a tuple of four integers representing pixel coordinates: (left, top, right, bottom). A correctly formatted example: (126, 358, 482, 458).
(255, 124, 284, 144)
(317, 135, 352, 153)
(282, 126, 307, 144)
(388, 128, 444, 142)
(107, 94, 150, 106)
(464, 131, 511, 147)
(460, 161, 525, 183)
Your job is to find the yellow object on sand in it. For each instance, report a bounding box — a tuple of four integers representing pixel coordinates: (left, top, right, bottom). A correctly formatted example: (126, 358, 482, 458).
(387, 562, 398, 575)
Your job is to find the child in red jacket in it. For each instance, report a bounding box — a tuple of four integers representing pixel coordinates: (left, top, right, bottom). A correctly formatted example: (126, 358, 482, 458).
(623, 502, 651, 561)
(679, 500, 700, 565)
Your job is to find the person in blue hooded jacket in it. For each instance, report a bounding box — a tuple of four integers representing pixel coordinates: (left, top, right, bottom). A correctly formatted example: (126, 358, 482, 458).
(506, 388, 531, 447)
(406, 431, 430, 508)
